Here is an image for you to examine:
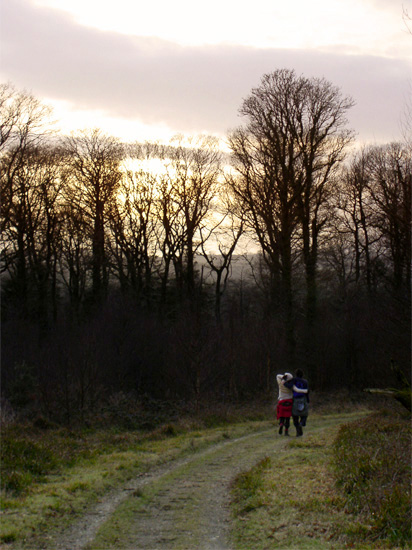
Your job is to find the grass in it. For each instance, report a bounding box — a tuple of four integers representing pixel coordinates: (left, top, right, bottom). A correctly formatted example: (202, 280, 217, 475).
(0, 405, 271, 548)
(230, 422, 351, 550)
(1, 395, 405, 548)
(333, 410, 411, 547)
(230, 407, 411, 550)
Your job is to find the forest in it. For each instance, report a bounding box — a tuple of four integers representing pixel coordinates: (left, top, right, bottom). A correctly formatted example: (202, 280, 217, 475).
(1, 69, 411, 425)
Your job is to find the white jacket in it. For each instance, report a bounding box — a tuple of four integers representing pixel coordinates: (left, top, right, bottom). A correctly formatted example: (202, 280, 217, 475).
(276, 373, 293, 401)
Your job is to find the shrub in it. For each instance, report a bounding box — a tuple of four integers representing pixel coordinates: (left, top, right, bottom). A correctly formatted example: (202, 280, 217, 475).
(333, 412, 411, 546)
(1, 435, 58, 494)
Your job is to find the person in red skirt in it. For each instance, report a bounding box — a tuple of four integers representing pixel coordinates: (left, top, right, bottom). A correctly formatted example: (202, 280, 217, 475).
(276, 372, 308, 435)
(276, 373, 293, 436)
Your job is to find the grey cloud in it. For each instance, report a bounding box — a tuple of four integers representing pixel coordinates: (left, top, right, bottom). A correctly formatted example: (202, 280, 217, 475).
(1, 0, 410, 142)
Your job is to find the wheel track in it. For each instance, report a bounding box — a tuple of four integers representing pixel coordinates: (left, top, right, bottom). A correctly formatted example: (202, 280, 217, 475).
(53, 415, 356, 550)
(54, 427, 281, 550)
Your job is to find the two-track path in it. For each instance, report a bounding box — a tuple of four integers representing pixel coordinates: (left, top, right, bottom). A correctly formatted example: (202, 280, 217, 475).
(53, 416, 352, 550)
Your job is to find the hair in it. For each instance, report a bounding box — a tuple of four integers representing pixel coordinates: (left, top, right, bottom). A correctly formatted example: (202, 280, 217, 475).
(295, 369, 304, 378)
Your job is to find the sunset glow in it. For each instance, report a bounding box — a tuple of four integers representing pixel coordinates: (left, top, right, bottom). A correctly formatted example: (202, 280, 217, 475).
(2, 0, 410, 144)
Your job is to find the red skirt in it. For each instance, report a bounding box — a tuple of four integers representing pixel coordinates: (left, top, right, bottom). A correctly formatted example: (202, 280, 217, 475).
(277, 399, 293, 419)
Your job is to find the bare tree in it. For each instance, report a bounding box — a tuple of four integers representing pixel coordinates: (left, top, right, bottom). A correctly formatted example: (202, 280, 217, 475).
(1, 144, 63, 323)
(403, 5, 412, 34)
(109, 167, 159, 302)
(200, 209, 244, 322)
(159, 135, 223, 301)
(0, 82, 52, 152)
(228, 69, 354, 371)
(154, 170, 185, 306)
(62, 129, 123, 304)
(59, 201, 91, 315)
(0, 83, 54, 234)
(332, 148, 382, 294)
(368, 143, 411, 297)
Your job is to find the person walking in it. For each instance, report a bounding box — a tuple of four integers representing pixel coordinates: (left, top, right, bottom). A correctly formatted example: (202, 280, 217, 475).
(284, 369, 309, 436)
(276, 372, 293, 436)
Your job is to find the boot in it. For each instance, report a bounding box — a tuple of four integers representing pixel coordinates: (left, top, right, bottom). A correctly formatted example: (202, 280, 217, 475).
(296, 425, 303, 437)
(279, 423, 283, 435)
(284, 428, 289, 436)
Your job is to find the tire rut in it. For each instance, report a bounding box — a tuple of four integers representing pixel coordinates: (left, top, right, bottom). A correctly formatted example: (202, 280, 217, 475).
(54, 426, 285, 550)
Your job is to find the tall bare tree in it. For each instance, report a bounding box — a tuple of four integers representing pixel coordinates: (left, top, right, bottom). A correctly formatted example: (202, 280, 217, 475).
(161, 135, 223, 300)
(333, 148, 381, 294)
(62, 129, 123, 304)
(368, 143, 411, 297)
(1, 144, 62, 323)
(0, 83, 53, 234)
(228, 69, 354, 371)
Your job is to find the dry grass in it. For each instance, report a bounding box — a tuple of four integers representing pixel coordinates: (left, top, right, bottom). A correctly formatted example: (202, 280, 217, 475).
(0, 412, 270, 547)
(333, 410, 411, 547)
(230, 408, 411, 550)
(231, 424, 350, 549)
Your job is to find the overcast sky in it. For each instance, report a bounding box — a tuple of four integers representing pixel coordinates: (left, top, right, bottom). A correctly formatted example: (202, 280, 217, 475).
(1, 0, 411, 144)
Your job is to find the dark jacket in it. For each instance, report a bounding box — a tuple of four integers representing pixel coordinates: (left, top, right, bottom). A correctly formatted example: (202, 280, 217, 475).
(284, 377, 310, 403)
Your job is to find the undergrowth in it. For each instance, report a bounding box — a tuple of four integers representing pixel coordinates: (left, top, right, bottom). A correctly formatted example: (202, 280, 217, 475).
(0, 400, 269, 497)
(333, 410, 411, 547)
(0, 401, 273, 547)
(230, 408, 411, 549)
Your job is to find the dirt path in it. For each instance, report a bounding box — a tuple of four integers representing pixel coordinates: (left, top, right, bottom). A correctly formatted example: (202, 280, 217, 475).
(53, 416, 352, 550)
(52, 427, 281, 550)
(110, 428, 285, 550)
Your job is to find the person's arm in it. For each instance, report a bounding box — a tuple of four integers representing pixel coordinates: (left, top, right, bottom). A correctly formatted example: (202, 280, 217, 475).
(293, 384, 308, 394)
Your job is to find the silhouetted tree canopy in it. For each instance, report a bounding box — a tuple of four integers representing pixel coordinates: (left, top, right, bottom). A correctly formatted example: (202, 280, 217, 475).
(0, 77, 410, 423)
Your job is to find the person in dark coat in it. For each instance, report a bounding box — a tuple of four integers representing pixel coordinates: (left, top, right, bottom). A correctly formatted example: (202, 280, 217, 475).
(276, 372, 308, 436)
(284, 369, 309, 436)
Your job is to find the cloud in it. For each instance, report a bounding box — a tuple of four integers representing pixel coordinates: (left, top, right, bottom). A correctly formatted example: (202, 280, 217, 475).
(1, 0, 410, 142)
(366, 0, 404, 11)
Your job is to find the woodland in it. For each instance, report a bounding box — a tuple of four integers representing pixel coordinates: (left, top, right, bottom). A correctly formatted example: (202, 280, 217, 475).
(1, 70, 411, 425)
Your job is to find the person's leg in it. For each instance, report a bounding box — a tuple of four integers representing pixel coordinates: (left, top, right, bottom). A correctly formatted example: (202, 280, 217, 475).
(294, 416, 303, 436)
(300, 416, 307, 427)
(284, 416, 290, 435)
(292, 415, 301, 436)
(277, 403, 282, 434)
(279, 417, 284, 434)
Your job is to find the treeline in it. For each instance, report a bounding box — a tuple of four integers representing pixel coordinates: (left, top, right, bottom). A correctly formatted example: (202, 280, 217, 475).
(1, 71, 410, 423)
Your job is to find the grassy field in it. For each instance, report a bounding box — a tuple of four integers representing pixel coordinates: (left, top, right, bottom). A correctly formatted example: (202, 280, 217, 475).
(1, 396, 410, 549)
(0, 403, 270, 548)
(230, 408, 411, 550)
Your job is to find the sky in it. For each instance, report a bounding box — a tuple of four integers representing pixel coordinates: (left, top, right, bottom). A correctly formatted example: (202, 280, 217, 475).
(0, 0, 411, 145)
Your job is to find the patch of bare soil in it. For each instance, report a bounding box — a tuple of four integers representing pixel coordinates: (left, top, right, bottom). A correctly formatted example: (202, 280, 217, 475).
(52, 426, 286, 550)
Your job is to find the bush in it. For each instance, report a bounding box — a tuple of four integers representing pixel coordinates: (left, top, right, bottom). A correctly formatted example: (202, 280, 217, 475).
(8, 361, 37, 409)
(1, 436, 58, 494)
(333, 412, 411, 547)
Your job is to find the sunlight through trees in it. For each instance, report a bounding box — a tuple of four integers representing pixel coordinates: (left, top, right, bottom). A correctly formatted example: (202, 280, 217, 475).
(1, 77, 410, 421)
